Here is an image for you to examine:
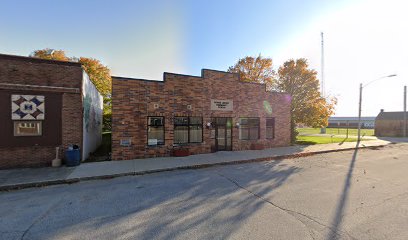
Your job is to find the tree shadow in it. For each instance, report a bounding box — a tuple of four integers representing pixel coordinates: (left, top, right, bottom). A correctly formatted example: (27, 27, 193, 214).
(3, 160, 300, 239)
(296, 140, 318, 145)
(326, 141, 360, 240)
(338, 137, 349, 145)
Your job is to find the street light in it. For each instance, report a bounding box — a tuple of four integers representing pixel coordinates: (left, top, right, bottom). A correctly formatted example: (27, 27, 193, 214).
(357, 74, 397, 142)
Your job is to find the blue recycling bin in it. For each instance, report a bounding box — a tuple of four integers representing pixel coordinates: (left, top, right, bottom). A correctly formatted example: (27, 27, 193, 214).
(65, 146, 81, 167)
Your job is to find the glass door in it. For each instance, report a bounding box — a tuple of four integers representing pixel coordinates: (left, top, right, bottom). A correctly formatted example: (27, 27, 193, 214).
(217, 125, 226, 151)
(215, 118, 232, 151)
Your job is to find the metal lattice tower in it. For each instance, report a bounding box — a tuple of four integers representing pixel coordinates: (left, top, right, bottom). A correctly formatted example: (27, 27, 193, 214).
(321, 32, 325, 97)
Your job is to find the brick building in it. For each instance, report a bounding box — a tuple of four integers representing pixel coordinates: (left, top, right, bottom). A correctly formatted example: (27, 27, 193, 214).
(0, 54, 103, 169)
(375, 110, 408, 137)
(112, 69, 291, 160)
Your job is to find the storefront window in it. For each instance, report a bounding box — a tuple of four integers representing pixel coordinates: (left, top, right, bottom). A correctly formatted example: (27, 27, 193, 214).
(147, 117, 164, 145)
(189, 117, 203, 142)
(239, 118, 259, 140)
(266, 118, 275, 139)
(174, 117, 203, 143)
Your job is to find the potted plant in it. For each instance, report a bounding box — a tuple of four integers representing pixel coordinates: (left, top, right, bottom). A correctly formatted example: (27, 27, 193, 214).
(250, 143, 264, 150)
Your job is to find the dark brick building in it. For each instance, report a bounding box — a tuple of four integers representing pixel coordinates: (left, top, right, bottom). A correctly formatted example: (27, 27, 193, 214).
(375, 110, 408, 137)
(112, 69, 291, 160)
(0, 54, 103, 169)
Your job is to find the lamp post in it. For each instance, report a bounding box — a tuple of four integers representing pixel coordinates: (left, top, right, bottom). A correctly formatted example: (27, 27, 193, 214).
(357, 74, 397, 142)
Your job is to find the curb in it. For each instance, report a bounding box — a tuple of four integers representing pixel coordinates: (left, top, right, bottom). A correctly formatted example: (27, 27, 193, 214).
(0, 143, 388, 192)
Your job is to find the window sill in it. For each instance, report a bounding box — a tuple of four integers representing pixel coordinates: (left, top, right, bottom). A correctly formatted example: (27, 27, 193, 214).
(146, 144, 165, 148)
(173, 142, 204, 147)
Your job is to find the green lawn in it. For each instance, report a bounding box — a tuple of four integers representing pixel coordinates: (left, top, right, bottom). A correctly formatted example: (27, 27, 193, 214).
(297, 127, 375, 136)
(296, 135, 359, 145)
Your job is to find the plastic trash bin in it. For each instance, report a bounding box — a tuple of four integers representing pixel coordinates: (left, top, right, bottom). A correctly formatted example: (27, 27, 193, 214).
(65, 145, 81, 167)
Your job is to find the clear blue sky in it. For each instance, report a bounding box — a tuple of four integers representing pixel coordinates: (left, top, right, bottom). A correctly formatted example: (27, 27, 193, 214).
(1, 0, 406, 116)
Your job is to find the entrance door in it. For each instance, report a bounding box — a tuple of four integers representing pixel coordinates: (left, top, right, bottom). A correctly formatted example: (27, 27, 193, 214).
(215, 117, 232, 151)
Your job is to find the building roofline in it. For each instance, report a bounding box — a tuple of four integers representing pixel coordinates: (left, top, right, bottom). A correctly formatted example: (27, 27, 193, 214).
(112, 69, 288, 94)
(113, 69, 244, 82)
(164, 71, 202, 79)
(378, 111, 405, 113)
(111, 75, 164, 83)
(0, 53, 82, 67)
(329, 116, 376, 119)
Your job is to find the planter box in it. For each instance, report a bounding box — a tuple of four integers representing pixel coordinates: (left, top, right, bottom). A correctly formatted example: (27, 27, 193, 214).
(250, 143, 264, 150)
(173, 149, 190, 157)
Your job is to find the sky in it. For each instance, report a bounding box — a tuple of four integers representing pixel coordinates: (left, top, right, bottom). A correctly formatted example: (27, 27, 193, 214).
(1, 0, 407, 117)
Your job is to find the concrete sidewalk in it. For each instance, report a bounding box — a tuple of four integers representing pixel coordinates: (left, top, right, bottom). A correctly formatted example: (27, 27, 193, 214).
(0, 139, 399, 191)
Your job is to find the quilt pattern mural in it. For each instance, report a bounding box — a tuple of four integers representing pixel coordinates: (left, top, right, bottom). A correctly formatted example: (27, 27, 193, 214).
(11, 95, 45, 120)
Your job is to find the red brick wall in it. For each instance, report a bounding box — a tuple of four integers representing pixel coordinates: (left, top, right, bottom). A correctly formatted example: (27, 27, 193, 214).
(61, 92, 83, 152)
(375, 119, 407, 137)
(0, 54, 83, 169)
(112, 69, 291, 160)
(0, 54, 82, 88)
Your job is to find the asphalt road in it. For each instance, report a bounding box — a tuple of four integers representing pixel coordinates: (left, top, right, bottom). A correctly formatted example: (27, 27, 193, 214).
(1, 143, 408, 240)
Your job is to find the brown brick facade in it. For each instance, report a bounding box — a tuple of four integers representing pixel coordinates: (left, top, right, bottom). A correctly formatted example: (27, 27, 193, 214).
(112, 69, 291, 160)
(0, 54, 83, 169)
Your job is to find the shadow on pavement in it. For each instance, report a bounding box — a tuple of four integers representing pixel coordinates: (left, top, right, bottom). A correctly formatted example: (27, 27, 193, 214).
(377, 137, 408, 143)
(0, 159, 300, 240)
(326, 141, 360, 240)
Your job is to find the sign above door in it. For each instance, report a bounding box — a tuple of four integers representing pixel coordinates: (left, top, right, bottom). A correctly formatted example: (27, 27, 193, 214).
(210, 99, 233, 111)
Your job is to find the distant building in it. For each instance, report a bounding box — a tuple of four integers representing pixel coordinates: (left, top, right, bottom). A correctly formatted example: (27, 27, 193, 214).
(375, 110, 408, 137)
(328, 116, 376, 129)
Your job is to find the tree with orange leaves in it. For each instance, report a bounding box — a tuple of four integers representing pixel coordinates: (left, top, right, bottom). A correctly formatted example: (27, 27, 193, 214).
(30, 49, 112, 130)
(228, 55, 275, 91)
(276, 58, 337, 143)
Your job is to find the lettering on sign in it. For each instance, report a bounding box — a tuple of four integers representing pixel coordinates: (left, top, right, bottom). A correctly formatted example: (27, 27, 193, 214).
(210, 99, 233, 111)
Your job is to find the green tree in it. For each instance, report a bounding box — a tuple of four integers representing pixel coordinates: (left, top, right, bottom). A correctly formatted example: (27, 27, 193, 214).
(276, 58, 336, 143)
(30, 49, 112, 131)
(228, 55, 275, 90)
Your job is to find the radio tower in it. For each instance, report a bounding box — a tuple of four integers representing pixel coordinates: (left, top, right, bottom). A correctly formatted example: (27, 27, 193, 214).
(320, 32, 327, 133)
(321, 32, 325, 97)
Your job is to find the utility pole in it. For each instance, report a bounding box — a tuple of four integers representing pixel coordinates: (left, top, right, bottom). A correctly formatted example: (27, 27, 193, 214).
(404, 85, 407, 137)
(357, 83, 363, 142)
(357, 75, 397, 141)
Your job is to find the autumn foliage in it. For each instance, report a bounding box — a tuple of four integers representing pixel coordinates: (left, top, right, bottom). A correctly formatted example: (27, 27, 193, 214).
(228, 55, 275, 91)
(31, 49, 70, 61)
(276, 58, 337, 142)
(78, 57, 112, 96)
(229, 56, 337, 143)
(30, 48, 112, 131)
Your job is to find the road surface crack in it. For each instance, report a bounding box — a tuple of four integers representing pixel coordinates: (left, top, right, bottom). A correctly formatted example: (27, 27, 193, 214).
(216, 171, 356, 240)
(20, 199, 62, 240)
(350, 191, 408, 216)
